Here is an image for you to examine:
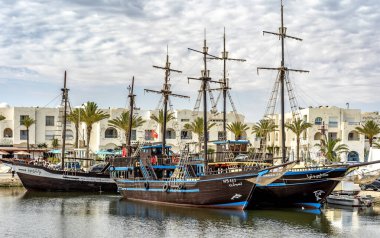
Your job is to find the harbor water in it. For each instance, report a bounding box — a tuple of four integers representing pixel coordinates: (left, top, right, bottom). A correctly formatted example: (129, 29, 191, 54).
(0, 188, 380, 238)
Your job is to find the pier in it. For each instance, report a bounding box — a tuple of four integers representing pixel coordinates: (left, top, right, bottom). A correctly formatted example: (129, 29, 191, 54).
(0, 173, 22, 187)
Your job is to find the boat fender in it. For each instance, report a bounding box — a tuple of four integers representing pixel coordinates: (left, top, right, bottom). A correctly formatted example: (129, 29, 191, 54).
(144, 182, 149, 190)
(163, 184, 170, 192)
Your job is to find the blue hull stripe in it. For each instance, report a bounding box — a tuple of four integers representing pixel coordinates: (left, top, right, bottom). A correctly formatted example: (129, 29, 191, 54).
(212, 201, 248, 207)
(119, 187, 200, 193)
(257, 179, 334, 187)
(295, 202, 322, 209)
(285, 168, 347, 176)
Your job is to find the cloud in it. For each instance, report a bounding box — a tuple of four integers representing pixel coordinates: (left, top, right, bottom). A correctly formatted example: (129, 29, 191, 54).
(0, 0, 379, 122)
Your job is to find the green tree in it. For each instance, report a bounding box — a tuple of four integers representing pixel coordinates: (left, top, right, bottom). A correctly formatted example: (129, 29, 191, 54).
(227, 121, 249, 140)
(0, 114, 5, 121)
(80, 102, 110, 158)
(150, 109, 176, 136)
(21, 116, 36, 153)
(285, 118, 313, 161)
(316, 138, 349, 163)
(251, 119, 277, 151)
(67, 108, 82, 148)
(108, 111, 146, 145)
(355, 120, 380, 147)
(184, 117, 216, 151)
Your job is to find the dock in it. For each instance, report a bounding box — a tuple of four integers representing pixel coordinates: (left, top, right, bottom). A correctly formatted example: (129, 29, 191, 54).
(0, 173, 23, 187)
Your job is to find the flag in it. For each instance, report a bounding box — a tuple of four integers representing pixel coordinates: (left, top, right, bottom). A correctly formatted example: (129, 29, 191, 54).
(152, 130, 158, 139)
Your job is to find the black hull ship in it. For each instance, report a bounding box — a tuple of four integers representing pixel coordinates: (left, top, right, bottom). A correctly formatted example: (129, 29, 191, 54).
(1, 159, 116, 192)
(1, 72, 117, 193)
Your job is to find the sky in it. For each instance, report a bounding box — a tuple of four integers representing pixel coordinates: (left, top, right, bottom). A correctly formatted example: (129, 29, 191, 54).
(0, 0, 379, 122)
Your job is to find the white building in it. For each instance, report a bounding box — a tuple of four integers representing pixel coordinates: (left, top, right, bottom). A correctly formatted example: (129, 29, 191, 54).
(260, 106, 365, 162)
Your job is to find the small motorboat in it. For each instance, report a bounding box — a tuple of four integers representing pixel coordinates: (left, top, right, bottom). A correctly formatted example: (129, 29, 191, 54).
(327, 191, 373, 207)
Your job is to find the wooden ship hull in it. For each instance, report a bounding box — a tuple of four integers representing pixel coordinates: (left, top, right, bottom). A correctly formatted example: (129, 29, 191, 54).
(116, 170, 258, 210)
(1, 159, 117, 192)
(248, 166, 349, 209)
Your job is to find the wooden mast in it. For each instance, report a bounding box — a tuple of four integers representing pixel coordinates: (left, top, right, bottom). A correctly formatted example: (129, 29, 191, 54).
(188, 30, 222, 170)
(61, 71, 69, 170)
(145, 46, 189, 156)
(257, 0, 309, 163)
(127, 77, 135, 156)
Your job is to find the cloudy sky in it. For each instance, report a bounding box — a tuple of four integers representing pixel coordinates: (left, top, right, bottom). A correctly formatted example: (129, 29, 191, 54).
(1, 0, 379, 122)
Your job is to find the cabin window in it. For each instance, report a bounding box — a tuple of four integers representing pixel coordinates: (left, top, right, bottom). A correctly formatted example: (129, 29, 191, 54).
(20, 130, 28, 140)
(314, 117, 322, 125)
(3, 128, 12, 138)
(105, 127, 118, 138)
(45, 116, 55, 126)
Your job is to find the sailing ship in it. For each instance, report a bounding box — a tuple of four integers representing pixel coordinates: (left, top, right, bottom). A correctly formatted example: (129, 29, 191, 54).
(0, 71, 117, 192)
(111, 46, 294, 210)
(247, 1, 377, 209)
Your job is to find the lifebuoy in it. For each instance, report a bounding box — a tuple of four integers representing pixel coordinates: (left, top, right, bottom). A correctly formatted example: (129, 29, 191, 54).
(144, 182, 149, 190)
(163, 184, 170, 192)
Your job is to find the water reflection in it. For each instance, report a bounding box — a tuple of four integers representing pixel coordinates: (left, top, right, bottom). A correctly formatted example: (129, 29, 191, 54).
(0, 188, 379, 238)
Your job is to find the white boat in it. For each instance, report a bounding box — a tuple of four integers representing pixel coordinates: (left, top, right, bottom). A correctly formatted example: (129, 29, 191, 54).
(327, 191, 373, 207)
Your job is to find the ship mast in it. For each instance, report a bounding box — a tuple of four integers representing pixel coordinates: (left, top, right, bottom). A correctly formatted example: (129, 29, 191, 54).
(61, 71, 69, 170)
(210, 28, 246, 139)
(127, 77, 135, 156)
(188, 30, 222, 169)
(257, 0, 309, 163)
(145, 47, 189, 156)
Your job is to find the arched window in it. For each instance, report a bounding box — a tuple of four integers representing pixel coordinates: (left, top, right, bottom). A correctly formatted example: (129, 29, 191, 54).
(180, 130, 192, 139)
(348, 131, 359, 141)
(3, 128, 13, 138)
(347, 151, 359, 162)
(105, 127, 118, 138)
(314, 132, 322, 141)
(166, 128, 176, 139)
(314, 117, 323, 125)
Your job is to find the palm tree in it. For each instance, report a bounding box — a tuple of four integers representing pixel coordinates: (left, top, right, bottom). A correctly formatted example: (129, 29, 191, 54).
(315, 138, 349, 163)
(21, 116, 36, 153)
(108, 111, 146, 145)
(80, 102, 110, 158)
(355, 120, 380, 147)
(0, 114, 5, 121)
(67, 108, 81, 148)
(285, 118, 313, 161)
(227, 121, 249, 140)
(184, 117, 216, 151)
(251, 119, 277, 151)
(374, 140, 380, 149)
(150, 109, 176, 136)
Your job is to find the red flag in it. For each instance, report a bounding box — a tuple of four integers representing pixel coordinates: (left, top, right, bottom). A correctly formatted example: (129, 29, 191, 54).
(122, 147, 127, 157)
(152, 130, 158, 139)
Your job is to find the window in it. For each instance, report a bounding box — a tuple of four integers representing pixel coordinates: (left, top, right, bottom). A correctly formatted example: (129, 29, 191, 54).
(145, 130, 155, 141)
(105, 128, 118, 138)
(218, 131, 226, 140)
(166, 129, 176, 139)
(181, 119, 190, 122)
(314, 117, 323, 125)
(45, 130, 55, 140)
(65, 130, 74, 140)
(46, 116, 54, 126)
(20, 130, 28, 140)
(131, 130, 136, 140)
(20, 115, 28, 125)
(3, 128, 13, 138)
(314, 132, 322, 140)
(328, 132, 338, 140)
(328, 117, 338, 128)
(348, 131, 359, 141)
(181, 130, 192, 140)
